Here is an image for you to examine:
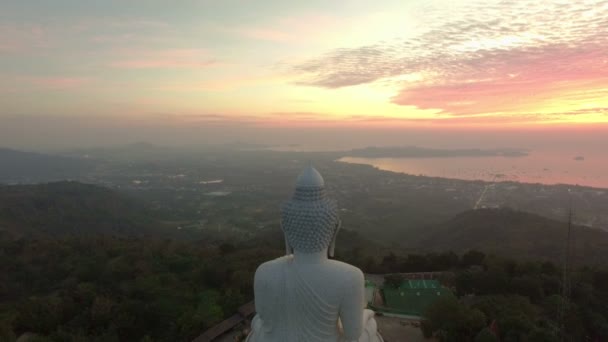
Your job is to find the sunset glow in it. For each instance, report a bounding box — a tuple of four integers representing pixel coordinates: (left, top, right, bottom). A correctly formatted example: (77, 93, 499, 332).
(1, 0, 607, 135)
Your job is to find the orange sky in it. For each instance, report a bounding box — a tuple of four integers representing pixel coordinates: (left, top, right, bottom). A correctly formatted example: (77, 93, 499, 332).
(0, 0, 607, 143)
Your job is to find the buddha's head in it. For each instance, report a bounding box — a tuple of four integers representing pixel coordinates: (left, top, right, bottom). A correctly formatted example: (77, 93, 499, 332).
(281, 166, 341, 256)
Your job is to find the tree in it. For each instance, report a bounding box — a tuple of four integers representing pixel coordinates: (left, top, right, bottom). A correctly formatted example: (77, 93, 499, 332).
(383, 274, 404, 288)
(474, 266, 509, 295)
(219, 243, 236, 255)
(424, 296, 486, 341)
(593, 271, 608, 292)
(90, 296, 115, 329)
(362, 256, 377, 273)
(475, 328, 498, 342)
(0, 322, 16, 342)
(526, 327, 558, 342)
(540, 261, 558, 276)
(500, 313, 534, 341)
(13, 296, 62, 335)
(381, 252, 398, 272)
(401, 254, 428, 272)
(430, 252, 459, 271)
(462, 250, 485, 267)
(510, 275, 544, 300)
(454, 271, 475, 295)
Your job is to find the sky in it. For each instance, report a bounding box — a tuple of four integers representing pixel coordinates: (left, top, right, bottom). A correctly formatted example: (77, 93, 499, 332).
(0, 0, 607, 149)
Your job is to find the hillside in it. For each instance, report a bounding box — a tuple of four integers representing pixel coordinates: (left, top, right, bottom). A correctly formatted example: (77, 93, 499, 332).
(0, 148, 93, 183)
(0, 182, 159, 236)
(414, 208, 608, 266)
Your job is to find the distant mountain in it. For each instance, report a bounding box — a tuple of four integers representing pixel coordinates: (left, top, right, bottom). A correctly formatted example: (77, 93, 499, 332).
(0, 181, 160, 236)
(413, 208, 607, 266)
(0, 148, 93, 183)
(59, 142, 175, 162)
(345, 146, 528, 158)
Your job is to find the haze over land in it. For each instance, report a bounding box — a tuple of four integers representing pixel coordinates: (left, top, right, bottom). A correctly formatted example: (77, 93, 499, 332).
(1, 0, 607, 242)
(1, 0, 606, 192)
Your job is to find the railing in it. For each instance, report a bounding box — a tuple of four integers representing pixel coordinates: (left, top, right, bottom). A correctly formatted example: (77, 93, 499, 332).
(192, 301, 255, 342)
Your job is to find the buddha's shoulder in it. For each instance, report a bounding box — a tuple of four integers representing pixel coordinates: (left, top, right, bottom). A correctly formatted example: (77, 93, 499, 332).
(254, 257, 363, 280)
(255, 255, 293, 273)
(327, 260, 364, 280)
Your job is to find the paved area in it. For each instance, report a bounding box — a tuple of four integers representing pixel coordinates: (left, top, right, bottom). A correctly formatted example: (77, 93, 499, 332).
(376, 315, 435, 342)
(212, 314, 435, 342)
(215, 330, 244, 342)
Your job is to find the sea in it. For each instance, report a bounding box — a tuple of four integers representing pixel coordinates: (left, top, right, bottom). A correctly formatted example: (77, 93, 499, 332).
(338, 148, 608, 189)
(262, 142, 607, 189)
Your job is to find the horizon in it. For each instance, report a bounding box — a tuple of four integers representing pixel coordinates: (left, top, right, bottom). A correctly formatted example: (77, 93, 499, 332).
(1, 1, 607, 150)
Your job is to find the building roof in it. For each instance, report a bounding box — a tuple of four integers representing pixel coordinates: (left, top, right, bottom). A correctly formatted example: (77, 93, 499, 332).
(399, 279, 441, 290)
(381, 280, 452, 316)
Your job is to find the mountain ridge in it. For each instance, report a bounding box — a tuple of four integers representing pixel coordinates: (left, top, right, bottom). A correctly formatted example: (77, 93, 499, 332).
(413, 207, 607, 266)
(0, 181, 159, 236)
(0, 148, 93, 183)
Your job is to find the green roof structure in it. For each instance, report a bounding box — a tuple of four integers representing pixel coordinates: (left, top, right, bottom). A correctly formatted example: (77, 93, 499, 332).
(364, 280, 376, 305)
(399, 279, 441, 290)
(381, 279, 453, 317)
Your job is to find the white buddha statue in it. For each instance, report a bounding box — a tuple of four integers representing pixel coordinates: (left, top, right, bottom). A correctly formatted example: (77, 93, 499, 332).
(247, 166, 383, 342)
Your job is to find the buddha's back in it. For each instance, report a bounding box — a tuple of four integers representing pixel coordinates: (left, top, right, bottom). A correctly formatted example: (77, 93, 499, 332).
(250, 254, 364, 342)
(246, 167, 382, 342)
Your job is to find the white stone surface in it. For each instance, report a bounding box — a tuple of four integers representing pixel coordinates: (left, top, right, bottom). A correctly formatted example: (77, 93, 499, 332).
(247, 167, 383, 342)
(296, 165, 325, 188)
(281, 167, 339, 254)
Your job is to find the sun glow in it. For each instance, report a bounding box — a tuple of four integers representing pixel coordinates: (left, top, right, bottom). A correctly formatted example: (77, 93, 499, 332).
(0, 0, 607, 128)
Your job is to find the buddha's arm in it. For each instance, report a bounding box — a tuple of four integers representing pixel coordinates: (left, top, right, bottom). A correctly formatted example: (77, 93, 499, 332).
(339, 269, 365, 341)
(252, 263, 273, 327)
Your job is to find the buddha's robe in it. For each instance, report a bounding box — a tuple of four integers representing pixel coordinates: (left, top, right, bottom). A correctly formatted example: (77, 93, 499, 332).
(247, 254, 382, 342)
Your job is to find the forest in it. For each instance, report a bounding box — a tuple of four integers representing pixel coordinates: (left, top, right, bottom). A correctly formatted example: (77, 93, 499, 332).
(0, 180, 606, 341)
(375, 251, 608, 341)
(0, 233, 281, 341)
(1, 232, 607, 341)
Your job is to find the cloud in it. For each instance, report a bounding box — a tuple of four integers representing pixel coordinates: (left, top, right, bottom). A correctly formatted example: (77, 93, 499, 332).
(229, 13, 350, 44)
(111, 59, 216, 69)
(7, 76, 91, 90)
(290, 0, 608, 115)
(0, 23, 49, 53)
(392, 43, 608, 114)
(236, 28, 292, 42)
(30, 77, 90, 88)
(109, 48, 217, 69)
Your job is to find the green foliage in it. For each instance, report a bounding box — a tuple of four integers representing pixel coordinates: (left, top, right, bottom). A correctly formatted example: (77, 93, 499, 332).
(462, 250, 486, 267)
(0, 322, 16, 342)
(0, 182, 165, 237)
(526, 326, 558, 342)
(1, 235, 282, 341)
(474, 328, 498, 342)
(1, 181, 607, 342)
(386, 249, 608, 342)
(383, 274, 404, 288)
(423, 296, 486, 341)
(415, 208, 608, 267)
